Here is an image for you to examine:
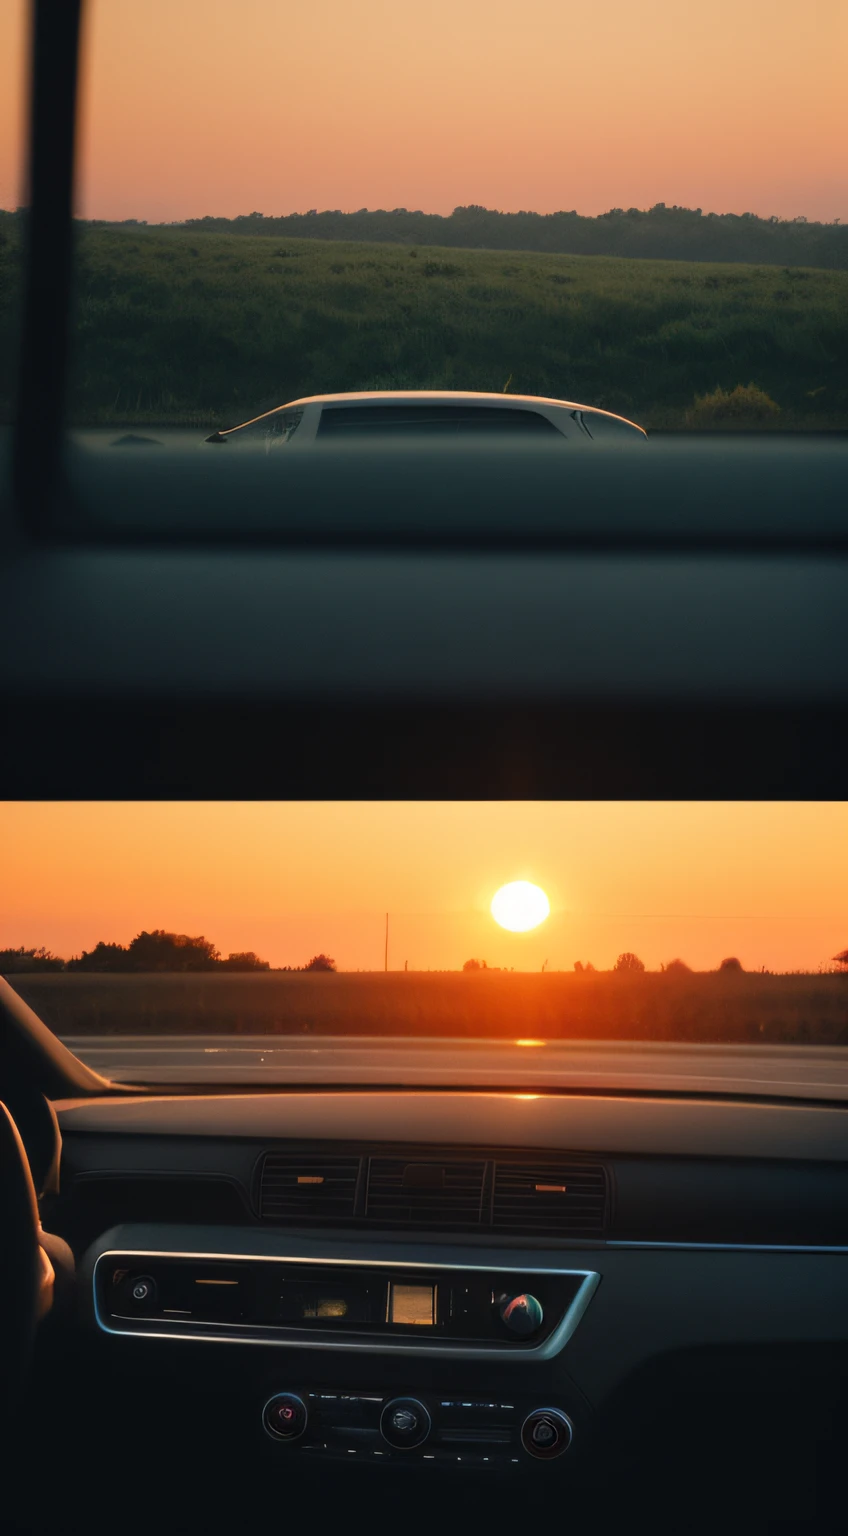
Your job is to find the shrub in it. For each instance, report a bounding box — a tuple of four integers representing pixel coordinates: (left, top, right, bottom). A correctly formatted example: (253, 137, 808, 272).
(664, 958, 692, 973)
(421, 260, 462, 278)
(303, 954, 337, 972)
(463, 958, 487, 971)
(614, 952, 645, 973)
(0, 945, 65, 974)
(219, 951, 271, 971)
(720, 956, 744, 972)
(686, 382, 780, 427)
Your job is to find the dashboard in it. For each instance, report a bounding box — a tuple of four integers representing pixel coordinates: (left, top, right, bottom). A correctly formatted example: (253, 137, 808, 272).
(0, 991, 846, 1526)
(31, 1086, 846, 1510)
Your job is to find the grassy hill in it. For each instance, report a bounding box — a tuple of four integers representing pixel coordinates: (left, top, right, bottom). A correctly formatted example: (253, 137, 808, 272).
(136, 206, 848, 270)
(3, 220, 848, 427)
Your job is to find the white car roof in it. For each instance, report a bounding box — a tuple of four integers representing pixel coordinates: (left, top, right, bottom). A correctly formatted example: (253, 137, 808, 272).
(286, 389, 615, 413)
(218, 391, 646, 437)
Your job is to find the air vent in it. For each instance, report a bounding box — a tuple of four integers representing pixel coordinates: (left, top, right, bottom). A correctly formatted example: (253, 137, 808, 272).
(259, 1152, 361, 1222)
(366, 1159, 486, 1228)
(493, 1161, 607, 1238)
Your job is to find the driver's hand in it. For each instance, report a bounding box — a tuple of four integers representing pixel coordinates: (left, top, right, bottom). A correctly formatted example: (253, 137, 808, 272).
(36, 1241, 55, 1321)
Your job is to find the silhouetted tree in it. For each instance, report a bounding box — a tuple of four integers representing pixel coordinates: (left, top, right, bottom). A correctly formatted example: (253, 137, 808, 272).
(67, 941, 130, 972)
(68, 930, 221, 972)
(126, 930, 220, 971)
(664, 958, 692, 974)
(614, 952, 645, 973)
(463, 959, 487, 971)
(719, 956, 744, 972)
(303, 954, 337, 972)
(573, 961, 584, 973)
(833, 949, 848, 971)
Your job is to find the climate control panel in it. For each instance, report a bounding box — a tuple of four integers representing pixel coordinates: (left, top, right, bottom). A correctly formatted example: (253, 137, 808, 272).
(261, 1388, 575, 1468)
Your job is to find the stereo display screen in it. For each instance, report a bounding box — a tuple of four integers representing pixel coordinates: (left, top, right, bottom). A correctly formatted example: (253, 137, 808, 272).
(387, 1282, 436, 1326)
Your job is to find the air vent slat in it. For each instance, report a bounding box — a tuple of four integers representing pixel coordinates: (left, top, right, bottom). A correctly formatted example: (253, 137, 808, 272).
(366, 1159, 486, 1229)
(259, 1152, 360, 1222)
(493, 1161, 607, 1238)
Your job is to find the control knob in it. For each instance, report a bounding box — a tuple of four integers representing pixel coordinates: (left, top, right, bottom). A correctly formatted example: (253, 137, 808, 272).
(497, 1291, 544, 1337)
(379, 1396, 432, 1449)
(520, 1407, 573, 1459)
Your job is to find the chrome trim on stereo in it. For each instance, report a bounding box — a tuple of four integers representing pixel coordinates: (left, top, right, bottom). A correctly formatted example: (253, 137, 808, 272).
(92, 1249, 599, 1360)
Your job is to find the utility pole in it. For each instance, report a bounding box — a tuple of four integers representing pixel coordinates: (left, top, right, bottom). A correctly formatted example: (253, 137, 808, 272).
(384, 913, 388, 973)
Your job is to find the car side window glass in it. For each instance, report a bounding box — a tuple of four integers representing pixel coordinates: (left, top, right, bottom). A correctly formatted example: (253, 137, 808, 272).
(316, 406, 560, 436)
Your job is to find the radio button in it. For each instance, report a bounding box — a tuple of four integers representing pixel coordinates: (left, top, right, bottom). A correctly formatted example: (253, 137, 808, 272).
(121, 1274, 158, 1312)
(262, 1393, 308, 1442)
(520, 1408, 573, 1460)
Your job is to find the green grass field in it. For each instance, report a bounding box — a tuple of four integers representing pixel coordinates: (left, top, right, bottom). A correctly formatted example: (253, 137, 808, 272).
(4, 222, 848, 428)
(9, 970, 848, 1046)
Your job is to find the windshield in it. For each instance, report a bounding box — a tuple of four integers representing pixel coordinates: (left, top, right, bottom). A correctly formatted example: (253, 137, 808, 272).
(2, 802, 846, 1081)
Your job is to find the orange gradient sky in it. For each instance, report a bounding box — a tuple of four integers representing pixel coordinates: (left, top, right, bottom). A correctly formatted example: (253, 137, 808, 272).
(1, 803, 845, 973)
(1, 0, 847, 222)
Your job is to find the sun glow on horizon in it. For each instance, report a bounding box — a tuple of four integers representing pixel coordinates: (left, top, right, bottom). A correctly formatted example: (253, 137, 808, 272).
(1, 803, 846, 973)
(491, 882, 551, 934)
(2, 0, 844, 225)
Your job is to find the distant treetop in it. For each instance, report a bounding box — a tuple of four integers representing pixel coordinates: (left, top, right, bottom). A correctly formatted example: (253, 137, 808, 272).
(0, 945, 64, 974)
(302, 954, 337, 973)
(68, 929, 220, 972)
(218, 951, 271, 972)
(64, 930, 272, 973)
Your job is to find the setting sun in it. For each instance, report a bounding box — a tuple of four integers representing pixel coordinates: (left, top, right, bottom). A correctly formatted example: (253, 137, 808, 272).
(490, 882, 551, 934)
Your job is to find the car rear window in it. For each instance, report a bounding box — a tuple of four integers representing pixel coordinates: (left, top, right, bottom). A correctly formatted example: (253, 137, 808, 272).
(316, 405, 561, 436)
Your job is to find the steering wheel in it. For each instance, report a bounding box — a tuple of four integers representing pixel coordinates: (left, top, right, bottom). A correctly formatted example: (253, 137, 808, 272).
(0, 1101, 41, 1425)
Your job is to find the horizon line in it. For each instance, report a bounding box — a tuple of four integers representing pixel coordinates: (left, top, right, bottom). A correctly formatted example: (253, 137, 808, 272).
(3, 203, 845, 229)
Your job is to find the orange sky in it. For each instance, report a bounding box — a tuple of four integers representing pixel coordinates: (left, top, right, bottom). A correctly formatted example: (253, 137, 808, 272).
(1, 0, 846, 222)
(1, 803, 845, 972)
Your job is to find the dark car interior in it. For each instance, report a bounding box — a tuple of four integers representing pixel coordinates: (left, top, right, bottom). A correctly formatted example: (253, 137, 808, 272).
(2, 4, 848, 1533)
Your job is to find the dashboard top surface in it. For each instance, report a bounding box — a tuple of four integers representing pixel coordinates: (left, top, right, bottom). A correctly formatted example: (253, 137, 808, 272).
(54, 1087, 848, 1161)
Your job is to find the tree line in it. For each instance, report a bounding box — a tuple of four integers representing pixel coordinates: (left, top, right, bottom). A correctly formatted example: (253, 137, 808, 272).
(3, 937, 845, 976)
(464, 952, 848, 974)
(101, 203, 848, 270)
(0, 931, 337, 974)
